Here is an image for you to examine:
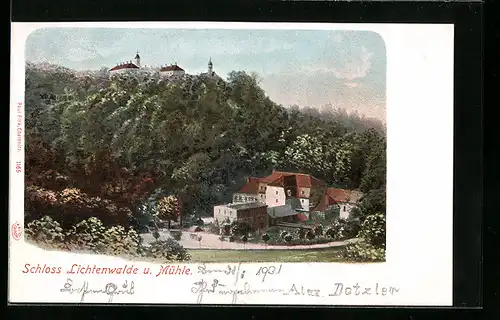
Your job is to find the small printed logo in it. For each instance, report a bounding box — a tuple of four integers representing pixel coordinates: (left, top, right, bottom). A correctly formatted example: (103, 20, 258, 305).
(11, 222, 23, 241)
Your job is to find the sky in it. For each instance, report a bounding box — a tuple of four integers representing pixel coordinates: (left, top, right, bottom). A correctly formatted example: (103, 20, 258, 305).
(25, 28, 386, 120)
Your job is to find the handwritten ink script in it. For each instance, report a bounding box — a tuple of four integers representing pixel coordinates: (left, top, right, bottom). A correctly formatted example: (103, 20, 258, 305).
(60, 278, 135, 303)
(25, 262, 400, 304)
(190, 279, 400, 304)
(191, 279, 285, 304)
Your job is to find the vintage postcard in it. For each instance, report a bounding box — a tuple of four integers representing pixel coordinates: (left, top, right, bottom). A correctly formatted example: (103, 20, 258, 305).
(9, 22, 454, 305)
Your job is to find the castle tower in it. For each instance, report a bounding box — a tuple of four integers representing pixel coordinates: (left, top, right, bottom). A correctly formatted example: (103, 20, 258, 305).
(134, 51, 141, 68)
(208, 57, 213, 75)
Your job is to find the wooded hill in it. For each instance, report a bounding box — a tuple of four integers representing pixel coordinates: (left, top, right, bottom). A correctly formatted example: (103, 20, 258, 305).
(24, 63, 386, 229)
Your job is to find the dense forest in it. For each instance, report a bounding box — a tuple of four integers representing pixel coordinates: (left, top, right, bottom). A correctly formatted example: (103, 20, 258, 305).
(24, 62, 386, 232)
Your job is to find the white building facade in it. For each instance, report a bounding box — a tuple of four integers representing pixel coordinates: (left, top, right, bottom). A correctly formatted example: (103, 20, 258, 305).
(213, 204, 238, 225)
(265, 186, 286, 207)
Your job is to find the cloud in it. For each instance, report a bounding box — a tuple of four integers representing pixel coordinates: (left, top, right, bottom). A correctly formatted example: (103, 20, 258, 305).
(331, 46, 374, 80)
(299, 30, 380, 82)
(261, 68, 385, 121)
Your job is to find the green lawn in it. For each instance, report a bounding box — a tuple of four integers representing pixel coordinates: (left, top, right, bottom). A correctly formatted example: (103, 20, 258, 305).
(187, 247, 346, 263)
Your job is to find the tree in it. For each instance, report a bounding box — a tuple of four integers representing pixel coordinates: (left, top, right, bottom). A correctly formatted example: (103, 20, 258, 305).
(314, 224, 324, 236)
(261, 233, 270, 249)
(197, 235, 203, 248)
(152, 229, 161, 242)
(241, 234, 248, 249)
(298, 228, 306, 240)
(306, 230, 315, 241)
(156, 195, 180, 229)
(219, 235, 225, 249)
(326, 228, 335, 239)
(351, 189, 386, 219)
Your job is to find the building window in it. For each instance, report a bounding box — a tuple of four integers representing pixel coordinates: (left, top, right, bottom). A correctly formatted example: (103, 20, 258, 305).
(276, 190, 279, 195)
(301, 199, 304, 203)
(276, 199, 278, 203)
(343, 206, 346, 212)
(301, 190, 305, 195)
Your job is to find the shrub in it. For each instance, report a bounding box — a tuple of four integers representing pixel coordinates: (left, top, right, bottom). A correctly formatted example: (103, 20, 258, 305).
(306, 230, 315, 240)
(342, 241, 385, 262)
(25, 216, 65, 244)
(30, 170, 71, 191)
(280, 231, 288, 239)
(230, 221, 252, 236)
(170, 230, 182, 241)
(314, 224, 324, 236)
(65, 217, 108, 252)
(152, 229, 161, 241)
(25, 186, 133, 229)
(284, 233, 293, 243)
(344, 219, 362, 239)
(206, 222, 220, 234)
(328, 218, 361, 241)
(298, 228, 306, 240)
(325, 228, 335, 239)
(261, 233, 270, 243)
(103, 226, 143, 255)
(146, 238, 191, 261)
(228, 235, 235, 242)
(241, 235, 248, 243)
(357, 213, 386, 249)
(194, 218, 204, 226)
(192, 226, 203, 232)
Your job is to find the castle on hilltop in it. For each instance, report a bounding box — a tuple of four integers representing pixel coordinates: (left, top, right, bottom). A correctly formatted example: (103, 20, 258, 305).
(109, 52, 218, 78)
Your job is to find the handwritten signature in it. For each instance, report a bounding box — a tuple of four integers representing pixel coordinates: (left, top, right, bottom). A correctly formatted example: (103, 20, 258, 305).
(60, 278, 135, 303)
(191, 279, 285, 304)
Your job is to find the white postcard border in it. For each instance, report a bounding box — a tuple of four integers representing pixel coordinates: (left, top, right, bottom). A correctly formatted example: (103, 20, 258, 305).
(9, 22, 454, 306)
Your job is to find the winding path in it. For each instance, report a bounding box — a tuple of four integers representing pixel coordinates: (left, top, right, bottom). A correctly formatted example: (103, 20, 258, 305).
(140, 230, 357, 250)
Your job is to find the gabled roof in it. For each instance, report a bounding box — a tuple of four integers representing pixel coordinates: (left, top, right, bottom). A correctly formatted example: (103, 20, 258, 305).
(109, 63, 139, 71)
(326, 188, 362, 203)
(262, 170, 324, 188)
(160, 64, 184, 72)
(237, 177, 261, 194)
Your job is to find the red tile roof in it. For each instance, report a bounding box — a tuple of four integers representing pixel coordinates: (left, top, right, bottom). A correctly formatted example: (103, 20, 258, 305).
(326, 188, 362, 203)
(312, 189, 363, 212)
(296, 213, 308, 222)
(237, 177, 261, 194)
(259, 171, 284, 183)
(109, 63, 139, 71)
(160, 64, 184, 72)
(262, 171, 324, 188)
(313, 194, 336, 212)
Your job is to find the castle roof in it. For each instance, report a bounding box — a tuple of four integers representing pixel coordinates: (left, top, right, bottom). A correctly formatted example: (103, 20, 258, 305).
(109, 62, 139, 71)
(160, 64, 184, 72)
